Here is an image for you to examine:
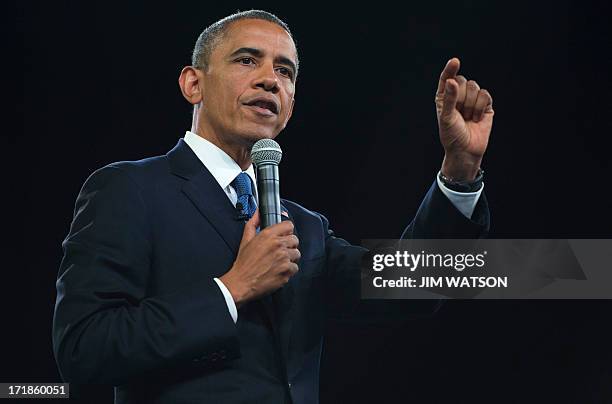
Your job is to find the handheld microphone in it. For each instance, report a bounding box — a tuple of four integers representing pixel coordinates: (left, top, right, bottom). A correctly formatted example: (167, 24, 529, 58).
(250, 139, 282, 229)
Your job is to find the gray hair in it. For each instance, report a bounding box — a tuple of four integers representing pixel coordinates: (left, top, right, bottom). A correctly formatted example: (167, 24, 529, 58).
(191, 10, 299, 76)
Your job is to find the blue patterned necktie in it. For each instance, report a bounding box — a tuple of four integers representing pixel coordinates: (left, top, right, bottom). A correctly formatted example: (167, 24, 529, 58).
(232, 172, 257, 219)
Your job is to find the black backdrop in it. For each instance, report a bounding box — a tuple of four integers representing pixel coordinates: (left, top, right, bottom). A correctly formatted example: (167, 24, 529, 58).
(6, 1, 612, 402)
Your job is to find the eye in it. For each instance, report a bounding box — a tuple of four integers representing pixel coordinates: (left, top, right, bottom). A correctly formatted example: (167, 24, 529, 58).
(237, 57, 255, 66)
(276, 67, 294, 80)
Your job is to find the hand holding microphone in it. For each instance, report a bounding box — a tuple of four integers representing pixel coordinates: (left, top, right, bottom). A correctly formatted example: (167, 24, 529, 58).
(219, 139, 300, 307)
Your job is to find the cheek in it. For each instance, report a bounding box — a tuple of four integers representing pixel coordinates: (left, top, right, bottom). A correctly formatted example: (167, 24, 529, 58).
(207, 77, 240, 110)
(283, 99, 294, 121)
(223, 85, 245, 115)
(282, 87, 295, 117)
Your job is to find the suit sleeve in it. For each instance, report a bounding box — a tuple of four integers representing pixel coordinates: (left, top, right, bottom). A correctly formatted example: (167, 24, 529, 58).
(52, 166, 240, 385)
(401, 180, 489, 239)
(322, 180, 490, 322)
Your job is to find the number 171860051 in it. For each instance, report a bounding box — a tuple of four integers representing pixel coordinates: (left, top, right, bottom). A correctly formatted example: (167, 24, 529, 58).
(1, 383, 69, 398)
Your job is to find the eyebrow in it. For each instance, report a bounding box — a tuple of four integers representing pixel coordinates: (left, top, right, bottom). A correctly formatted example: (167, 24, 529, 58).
(228, 47, 297, 77)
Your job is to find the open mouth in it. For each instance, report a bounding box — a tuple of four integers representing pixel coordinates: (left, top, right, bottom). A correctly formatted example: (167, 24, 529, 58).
(243, 99, 278, 115)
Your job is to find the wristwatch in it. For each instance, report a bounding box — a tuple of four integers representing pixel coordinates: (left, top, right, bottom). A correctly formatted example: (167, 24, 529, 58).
(438, 168, 484, 193)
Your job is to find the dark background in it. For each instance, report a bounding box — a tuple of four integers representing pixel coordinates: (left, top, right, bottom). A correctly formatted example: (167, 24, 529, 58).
(6, 0, 612, 402)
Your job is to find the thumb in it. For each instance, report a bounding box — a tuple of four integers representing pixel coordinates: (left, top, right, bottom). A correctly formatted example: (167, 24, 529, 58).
(440, 78, 458, 124)
(240, 209, 260, 248)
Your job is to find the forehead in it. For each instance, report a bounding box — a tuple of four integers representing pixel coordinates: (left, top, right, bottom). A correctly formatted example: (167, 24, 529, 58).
(218, 19, 297, 60)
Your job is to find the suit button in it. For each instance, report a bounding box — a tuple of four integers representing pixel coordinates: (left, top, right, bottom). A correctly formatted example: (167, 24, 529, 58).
(288, 382, 292, 389)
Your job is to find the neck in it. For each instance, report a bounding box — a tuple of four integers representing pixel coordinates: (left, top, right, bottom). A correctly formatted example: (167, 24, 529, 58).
(191, 116, 252, 171)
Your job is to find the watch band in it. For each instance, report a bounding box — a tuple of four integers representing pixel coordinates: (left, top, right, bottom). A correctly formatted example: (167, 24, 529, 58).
(438, 168, 484, 193)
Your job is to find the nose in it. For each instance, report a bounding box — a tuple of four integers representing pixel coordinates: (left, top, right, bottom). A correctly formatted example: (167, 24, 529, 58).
(253, 63, 279, 94)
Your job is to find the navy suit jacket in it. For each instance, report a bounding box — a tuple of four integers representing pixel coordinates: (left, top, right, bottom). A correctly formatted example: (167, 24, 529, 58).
(52, 139, 489, 404)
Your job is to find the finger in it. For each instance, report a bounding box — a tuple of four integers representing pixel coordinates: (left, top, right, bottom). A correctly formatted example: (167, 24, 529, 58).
(287, 247, 301, 263)
(473, 89, 492, 122)
(265, 219, 295, 236)
(455, 75, 468, 112)
(462, 80, 480, 121)
(440, 78, 459, 122)
(281, 234, 299, 249)
(240, 209, 260, 248)
(484, 90, 494, 113)
(278, 262, 299, 284)
(284, 262, 299, 276)
(279, 267, 298, 286)
(250, 209, 260, 228)
(436, 57, 461, 96)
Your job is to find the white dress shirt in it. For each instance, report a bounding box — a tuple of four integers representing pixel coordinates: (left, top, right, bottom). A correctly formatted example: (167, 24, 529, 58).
(183, 130, 483, 323)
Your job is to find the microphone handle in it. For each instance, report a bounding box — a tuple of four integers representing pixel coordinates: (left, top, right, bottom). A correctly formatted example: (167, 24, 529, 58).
(256, 164, 281, 229)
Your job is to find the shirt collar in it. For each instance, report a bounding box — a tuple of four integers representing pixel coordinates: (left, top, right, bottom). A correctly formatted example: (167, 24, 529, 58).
(183, 131, 256, 191)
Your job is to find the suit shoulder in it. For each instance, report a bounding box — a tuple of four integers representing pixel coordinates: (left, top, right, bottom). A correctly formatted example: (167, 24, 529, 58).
(85, 153, 170, 190)
(107, 154, 169, 181)
(281, 199, 328, 223)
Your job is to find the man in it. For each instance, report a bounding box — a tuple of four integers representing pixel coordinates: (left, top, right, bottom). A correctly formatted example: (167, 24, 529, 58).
(52, 10, 492, 404)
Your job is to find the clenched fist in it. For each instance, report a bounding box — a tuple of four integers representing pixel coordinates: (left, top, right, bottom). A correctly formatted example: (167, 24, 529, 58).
(435, 57, 494, 181)
(219, 210, 300, 308)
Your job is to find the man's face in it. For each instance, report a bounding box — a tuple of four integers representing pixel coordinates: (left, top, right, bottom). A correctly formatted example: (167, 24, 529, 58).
(198, 19, 297, 147)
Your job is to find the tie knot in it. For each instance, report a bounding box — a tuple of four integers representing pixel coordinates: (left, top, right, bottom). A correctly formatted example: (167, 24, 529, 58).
(232, 172, 253, 198)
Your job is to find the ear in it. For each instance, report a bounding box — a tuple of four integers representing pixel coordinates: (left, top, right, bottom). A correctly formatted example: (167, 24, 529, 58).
(178, 66, 203, 105)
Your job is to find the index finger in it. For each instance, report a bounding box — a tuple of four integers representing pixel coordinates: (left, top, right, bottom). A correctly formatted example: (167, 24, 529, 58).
(265, 219, 295, 236)
(436, 57, 461, 96)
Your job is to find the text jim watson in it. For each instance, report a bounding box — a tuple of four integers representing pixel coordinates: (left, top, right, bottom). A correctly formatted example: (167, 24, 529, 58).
(372, 276, 509, 288)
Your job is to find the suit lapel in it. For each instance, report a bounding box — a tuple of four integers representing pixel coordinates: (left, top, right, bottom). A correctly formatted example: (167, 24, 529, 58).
(167, 139, 244, 255)
(182, 175, 244, 255)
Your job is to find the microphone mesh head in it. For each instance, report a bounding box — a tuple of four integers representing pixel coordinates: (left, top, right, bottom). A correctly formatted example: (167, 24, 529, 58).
(251, 139, 282, 166)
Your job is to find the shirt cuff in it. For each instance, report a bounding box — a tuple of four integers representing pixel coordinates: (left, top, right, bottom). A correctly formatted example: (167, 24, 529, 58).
(436, 172, 484, 219)
(213, 277, 238, 323)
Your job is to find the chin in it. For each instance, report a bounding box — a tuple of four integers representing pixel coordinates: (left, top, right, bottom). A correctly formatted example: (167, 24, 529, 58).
(238, 126, 279, 145)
